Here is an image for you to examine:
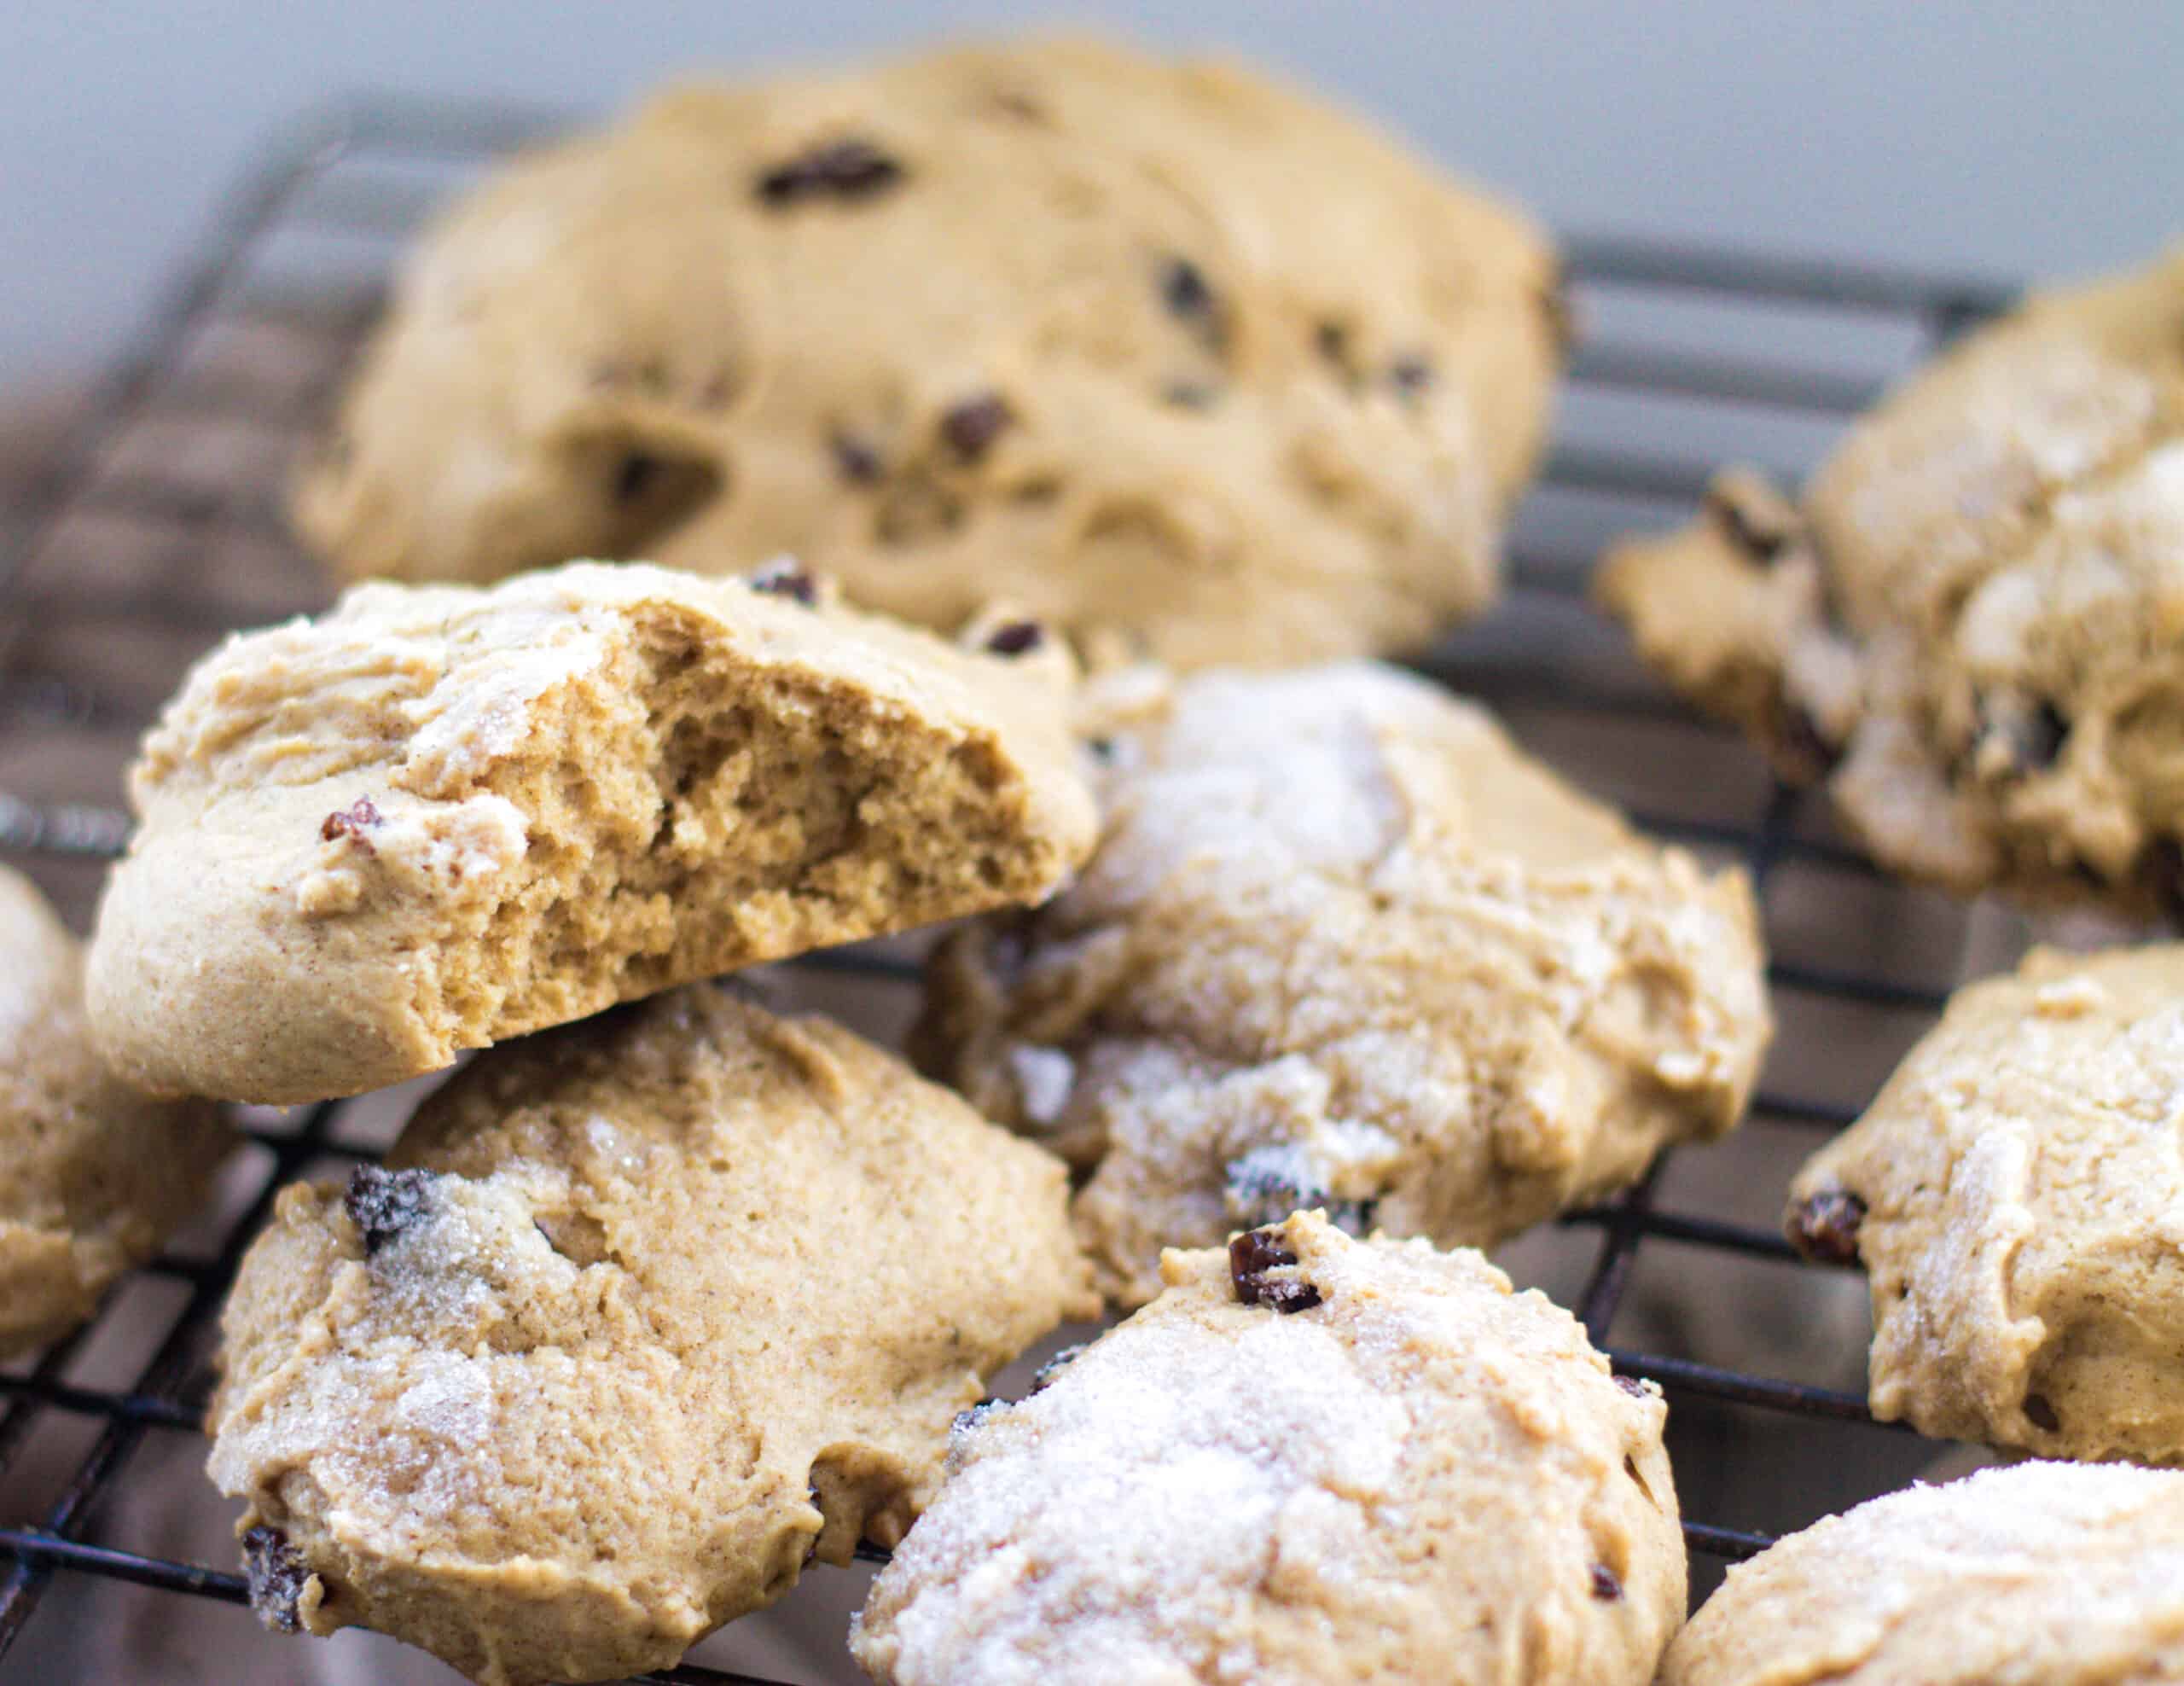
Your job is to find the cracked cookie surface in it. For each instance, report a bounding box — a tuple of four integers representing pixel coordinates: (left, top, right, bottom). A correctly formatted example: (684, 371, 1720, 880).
(1598, 250, 2184, 912)
(85, 560, 1094, 1103)
(1660, 1461, 2184, 1685)
(915, 662, 1769, 1305)
(0, 864, 229, 1356)
(206, 985, 1095, 1686)
(1788, 943, 2184, 1465)
(295, 34, 1562, 670)
(851, 1210, 1685, 1686)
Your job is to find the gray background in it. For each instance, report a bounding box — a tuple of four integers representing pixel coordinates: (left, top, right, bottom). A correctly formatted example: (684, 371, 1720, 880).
(3, 0, 2180, 382)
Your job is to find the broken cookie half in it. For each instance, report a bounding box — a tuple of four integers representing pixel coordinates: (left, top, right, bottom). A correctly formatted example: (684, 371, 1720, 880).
(84, 559, 1095, 1103)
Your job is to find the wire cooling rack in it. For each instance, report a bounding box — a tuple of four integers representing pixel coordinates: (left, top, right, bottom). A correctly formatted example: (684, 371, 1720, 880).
(0, 92, 2036, 1684)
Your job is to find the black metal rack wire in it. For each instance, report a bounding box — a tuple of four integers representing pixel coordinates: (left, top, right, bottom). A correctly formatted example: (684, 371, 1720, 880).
(0, 92, 2025, 1684)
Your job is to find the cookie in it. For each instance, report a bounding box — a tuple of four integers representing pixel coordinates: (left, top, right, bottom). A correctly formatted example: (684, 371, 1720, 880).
(84, 559, 1095, 1104)
(1786, 943, 2184, 1465)
(294, 34, 1563, 671)
(0, 863, 229, 1357)
(1659, 1460, 2184, 1685)
(206, 985, 1095, 1686)
(915, 661, 1770, 1305)
(1598, 250, 2184, 911)
(851, 1210, 1682, 1685)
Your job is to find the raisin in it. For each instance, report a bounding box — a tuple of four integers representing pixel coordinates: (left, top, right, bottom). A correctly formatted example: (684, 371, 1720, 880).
(940, 393, 1014, 460)
(2023, 1392, 2061, 1433)
(756, 138, 903, 206)
(1223, 1153, 1374, 1235)
(1159, 257, 1225, 351)
(242, 1525, 311, 1633)
(1387, 354, 1436, 395)
(1614, 1375, 1647, 1398)
(319, 798, 382, 850)
(985, 620, 1044, 656)
(748, 560, 819, 605)
(1031, 1344, 1088, 1394)
(1315, 321, 1350, 367)
(952, 1399, 1000, 1436)
(1228, 1228, 1323, 1313)
(343, 1165, 436, 1257)
(831, 433, 884, 484)
(1785, 1189, 1866, 1265)
(1589, 1563, 1623, 1602)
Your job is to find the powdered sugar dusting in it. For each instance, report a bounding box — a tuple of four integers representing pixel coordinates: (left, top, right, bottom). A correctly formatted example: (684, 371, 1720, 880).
(854, 1216, 1676, 1685)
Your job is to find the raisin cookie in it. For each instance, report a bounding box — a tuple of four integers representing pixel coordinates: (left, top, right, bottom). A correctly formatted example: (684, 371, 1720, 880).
(84, 560, 1094, 1105)
(1598, 250, 2184, 912)
(1660, 1460, 2184, 1684)
(852, 1210, 1682, 1685)
(916, 662, 1770, 1305)
(206, 985, 1095, 1686)
(295, 34, 1563, 671)
(1786, 943, 2184, 1465)
(0, 864, 229, 1357)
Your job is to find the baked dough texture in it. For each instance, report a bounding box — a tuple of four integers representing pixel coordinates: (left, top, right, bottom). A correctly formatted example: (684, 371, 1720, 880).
(206, 985, 1095, 1686)
(84, 560, 1094, 1104)
(1598, 250, 2184, 911)
(1787, 943, 2184, 1465)
(1659, 1460, 2184, 1685)
(294, 34, 1563, 671)
(916, 662, 1770, 1304)
(851, 1210, 1685, 1686)
(0, 865, 229, 1356)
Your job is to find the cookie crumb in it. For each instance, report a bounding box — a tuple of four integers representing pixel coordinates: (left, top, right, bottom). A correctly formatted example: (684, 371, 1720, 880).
(319, 797, 382, 850)
(941, 394, 1014, 460)
(343, 1165, 437, 1257)
(747, 560, 819, 605)
(756, 138, 903, 206)
(1589, 1562, 1623, 1602)
(985, 620, 1044, 656)
(1228, 1228, 1323, 1314)
(241, 1524, 312, 1633)
(1786, 1189, 1867, 1265)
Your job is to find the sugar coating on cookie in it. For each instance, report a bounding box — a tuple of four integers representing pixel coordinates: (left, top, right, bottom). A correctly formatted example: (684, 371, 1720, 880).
(84, 559, 1095, 1104)
(1787, 943, 2184, 1465)
(295, 34, 1563, 671)
(1660, 1460, 2184, 1685)
(852, 1211, 1684, 1686)
(0, 864, 229, 1357)
(916, 662, 1770, 1304)
(1598, 249, 2184, 912)
(206, 986, 1095, 1686)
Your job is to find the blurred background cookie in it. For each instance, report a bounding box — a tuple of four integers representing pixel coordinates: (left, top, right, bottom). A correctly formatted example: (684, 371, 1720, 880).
(293, 34, 1564, 670)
